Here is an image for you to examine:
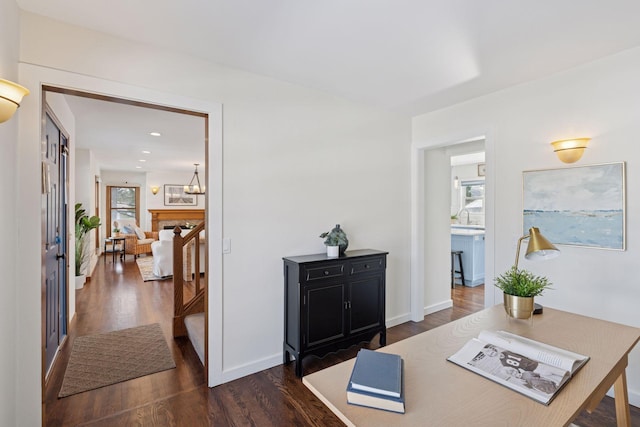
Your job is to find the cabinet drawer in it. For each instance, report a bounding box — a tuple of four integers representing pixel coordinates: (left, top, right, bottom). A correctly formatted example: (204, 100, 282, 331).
(305, 264, 345, 281)
(350, 256, 385, 275)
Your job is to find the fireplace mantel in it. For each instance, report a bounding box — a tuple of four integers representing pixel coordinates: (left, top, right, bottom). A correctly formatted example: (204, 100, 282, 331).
(148, 209, 205, 232)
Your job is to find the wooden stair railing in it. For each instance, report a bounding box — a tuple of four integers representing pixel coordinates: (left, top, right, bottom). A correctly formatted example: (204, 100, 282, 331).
(172, 223, 206, 338)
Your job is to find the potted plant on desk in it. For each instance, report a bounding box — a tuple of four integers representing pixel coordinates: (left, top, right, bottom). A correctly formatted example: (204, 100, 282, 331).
(494, 267, 552, 319)
(75, 203, 101, 289)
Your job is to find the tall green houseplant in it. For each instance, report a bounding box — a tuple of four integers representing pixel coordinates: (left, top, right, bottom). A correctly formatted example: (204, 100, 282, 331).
(75, 203, 101, 277)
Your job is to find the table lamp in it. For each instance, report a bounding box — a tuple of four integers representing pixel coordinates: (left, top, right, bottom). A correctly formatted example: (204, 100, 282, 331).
(514, 227, 560, 314)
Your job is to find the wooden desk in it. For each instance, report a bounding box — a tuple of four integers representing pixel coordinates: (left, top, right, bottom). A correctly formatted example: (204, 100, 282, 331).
(303, 305, 640, 427)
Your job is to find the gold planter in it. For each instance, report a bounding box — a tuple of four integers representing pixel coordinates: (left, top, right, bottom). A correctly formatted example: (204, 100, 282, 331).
(503, 293, 535, 319)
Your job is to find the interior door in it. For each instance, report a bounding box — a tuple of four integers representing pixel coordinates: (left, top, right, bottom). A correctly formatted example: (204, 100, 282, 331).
(43, 111, 68, 372)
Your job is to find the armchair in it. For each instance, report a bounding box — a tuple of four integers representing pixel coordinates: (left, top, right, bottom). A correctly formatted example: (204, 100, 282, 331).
(114, 219, 158, 258)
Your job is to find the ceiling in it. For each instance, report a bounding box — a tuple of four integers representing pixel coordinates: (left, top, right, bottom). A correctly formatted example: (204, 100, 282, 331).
(22, 1, 640, 171)
(57, 93, 206, 173)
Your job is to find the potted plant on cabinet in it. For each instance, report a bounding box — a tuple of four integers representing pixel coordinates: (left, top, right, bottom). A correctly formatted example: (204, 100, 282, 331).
(494, 267, 552, 319)
(75, 203, 101, 289)
(319, 224, 349, 257)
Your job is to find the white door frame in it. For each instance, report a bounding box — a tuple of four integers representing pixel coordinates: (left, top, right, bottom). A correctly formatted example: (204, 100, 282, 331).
(17, 64, 223, 424)
(410, 132, 496, 322)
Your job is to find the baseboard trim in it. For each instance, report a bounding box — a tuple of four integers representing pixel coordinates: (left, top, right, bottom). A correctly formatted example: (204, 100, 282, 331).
(630, 389, 640, 409)
(386, 313, 411, 328)
(610, 387, 640, 409)
(424, 299, 453, 316)
(221, 354, 282, 384)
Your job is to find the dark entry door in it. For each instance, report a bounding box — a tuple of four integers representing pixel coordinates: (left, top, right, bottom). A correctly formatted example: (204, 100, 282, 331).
(44, 111, 68, 372)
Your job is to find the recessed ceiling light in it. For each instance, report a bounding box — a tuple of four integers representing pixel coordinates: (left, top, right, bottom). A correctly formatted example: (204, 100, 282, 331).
(149, 132, 161, 137)
(139, 159, 146, 162)
(142, 150, 151, 154)
(136, 165, 142, 169)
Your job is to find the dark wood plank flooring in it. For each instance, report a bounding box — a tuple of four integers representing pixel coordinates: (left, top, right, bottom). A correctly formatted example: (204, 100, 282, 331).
(44, 259, 638, 426)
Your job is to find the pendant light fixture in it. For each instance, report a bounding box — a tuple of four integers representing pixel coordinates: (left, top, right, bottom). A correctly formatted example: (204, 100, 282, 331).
(184, 163, 205, 195)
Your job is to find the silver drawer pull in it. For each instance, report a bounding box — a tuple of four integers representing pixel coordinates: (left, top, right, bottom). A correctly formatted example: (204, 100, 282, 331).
(324, 270, 330, 275)
(365, 264, 370, 268)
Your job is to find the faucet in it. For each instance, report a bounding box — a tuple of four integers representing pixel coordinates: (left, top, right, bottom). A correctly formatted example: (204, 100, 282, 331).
(457, 208, 470, 225)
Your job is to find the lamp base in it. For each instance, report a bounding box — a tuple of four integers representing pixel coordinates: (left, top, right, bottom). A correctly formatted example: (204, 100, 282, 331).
(533, 303, 543, 315)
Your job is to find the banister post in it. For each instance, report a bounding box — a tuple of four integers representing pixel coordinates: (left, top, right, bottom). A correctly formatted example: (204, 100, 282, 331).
(173, 226, 184, 337)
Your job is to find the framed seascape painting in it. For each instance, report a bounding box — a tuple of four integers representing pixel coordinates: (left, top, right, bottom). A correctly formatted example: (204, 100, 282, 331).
(164, 184, 197, 206)
(523, 162, 625, 250)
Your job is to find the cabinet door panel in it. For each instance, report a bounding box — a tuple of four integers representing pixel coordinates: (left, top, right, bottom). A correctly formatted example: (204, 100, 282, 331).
(306, 284, 345, 347)
(349, 276, 382, 334)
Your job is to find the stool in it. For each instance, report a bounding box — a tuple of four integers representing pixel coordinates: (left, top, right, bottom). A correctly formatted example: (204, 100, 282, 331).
(451, 251, 465, 288)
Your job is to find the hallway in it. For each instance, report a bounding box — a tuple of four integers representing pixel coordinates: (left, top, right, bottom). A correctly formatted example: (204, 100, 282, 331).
(44, 255, 205, 425)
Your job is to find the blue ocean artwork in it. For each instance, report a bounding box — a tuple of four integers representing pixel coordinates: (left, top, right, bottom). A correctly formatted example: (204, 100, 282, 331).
(523, 163, 625, 250)
(523, 210, 623, 249)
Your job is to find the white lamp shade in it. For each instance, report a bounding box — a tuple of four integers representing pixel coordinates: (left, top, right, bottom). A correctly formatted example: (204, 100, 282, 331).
(525, 248, 560, 261)
(524, 227, 560, 260)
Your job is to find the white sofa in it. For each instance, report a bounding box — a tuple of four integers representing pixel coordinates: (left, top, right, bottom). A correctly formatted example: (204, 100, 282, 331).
(151, 229, 205, 279)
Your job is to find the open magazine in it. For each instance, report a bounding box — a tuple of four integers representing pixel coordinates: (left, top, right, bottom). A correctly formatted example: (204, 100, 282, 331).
(447, 330, 589, 405)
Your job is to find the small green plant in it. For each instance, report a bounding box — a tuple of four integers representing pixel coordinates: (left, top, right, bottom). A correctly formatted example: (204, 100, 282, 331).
(319, 224, 348, 247)
(494, 267, 552, 297)
(75, 203, 101, 276)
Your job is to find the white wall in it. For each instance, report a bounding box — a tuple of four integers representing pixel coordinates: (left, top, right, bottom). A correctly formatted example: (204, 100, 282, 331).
(413, 47, 640, 406)
(423, 148, 453, 313)
(73, 149, 101, 277)
(0, 0, 20, 424)
(15, 11, 412, 423)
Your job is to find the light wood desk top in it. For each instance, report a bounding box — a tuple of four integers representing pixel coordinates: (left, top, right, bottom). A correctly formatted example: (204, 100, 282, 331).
(303, 305, 640, 427)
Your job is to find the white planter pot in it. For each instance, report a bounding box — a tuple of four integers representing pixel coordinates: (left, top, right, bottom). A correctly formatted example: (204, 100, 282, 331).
(75, 274, 86, 290)
(327, 245, 339, 257)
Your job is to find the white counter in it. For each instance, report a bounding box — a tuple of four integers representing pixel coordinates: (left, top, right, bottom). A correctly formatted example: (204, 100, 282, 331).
(451, 228, 485, 236)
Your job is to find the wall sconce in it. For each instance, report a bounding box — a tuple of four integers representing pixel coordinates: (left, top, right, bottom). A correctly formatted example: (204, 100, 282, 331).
(453, 176, 459, 189)
(151, 186, 160, 195)
(0, 78, 30, 123)
(550, 138, 590, 163)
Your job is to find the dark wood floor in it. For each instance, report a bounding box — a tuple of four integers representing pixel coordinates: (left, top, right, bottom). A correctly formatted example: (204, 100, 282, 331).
(44, 259, 638, 426)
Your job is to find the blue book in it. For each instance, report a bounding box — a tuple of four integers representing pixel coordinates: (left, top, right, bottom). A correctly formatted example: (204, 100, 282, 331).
(347, 349, 405, 413)
(347, 380, 405, 413)
(348, 349, 402, 398)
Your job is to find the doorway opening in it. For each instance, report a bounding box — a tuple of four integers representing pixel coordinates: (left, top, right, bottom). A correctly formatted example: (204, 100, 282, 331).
(450, 149, 485, 290)
(40, 85, 210, 387)
(411, 135, 494, 322)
